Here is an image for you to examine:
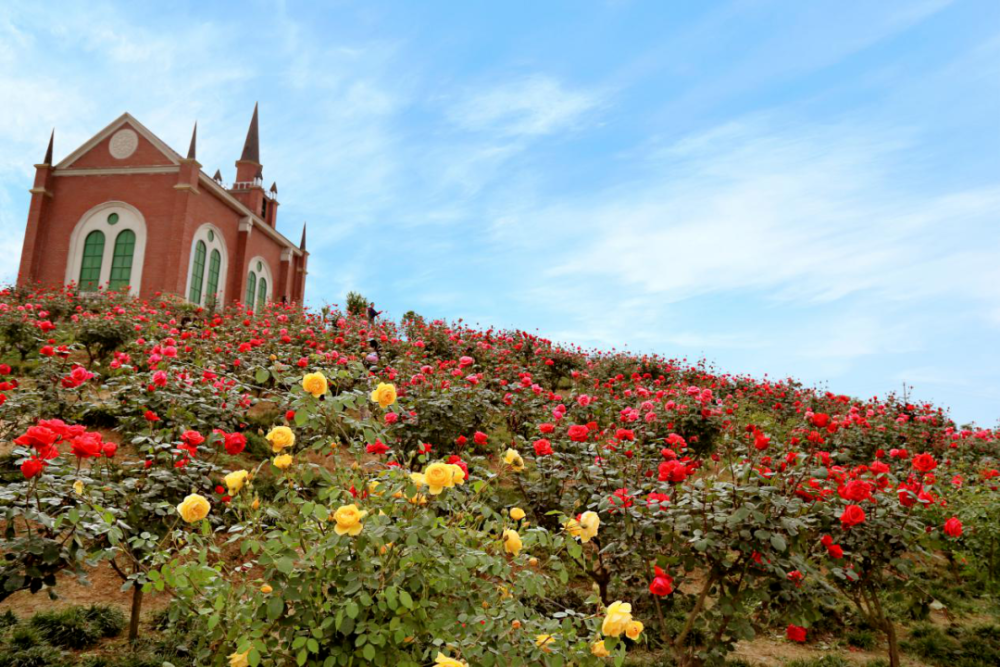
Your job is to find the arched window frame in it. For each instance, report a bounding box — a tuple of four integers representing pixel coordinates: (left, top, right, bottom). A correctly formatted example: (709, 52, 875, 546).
(64, 201, 147, 295)
(184, 223, 229, 307)
(245, 256, 273, 308)
(108, 229, 137, 292)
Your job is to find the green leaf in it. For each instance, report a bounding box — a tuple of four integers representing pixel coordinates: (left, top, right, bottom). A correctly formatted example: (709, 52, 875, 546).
(275, 557, 295, 574)
(255, 367, 270, 384)
(267, 596, 284, 620)
(346, 601, 359, 619)
(399, 589, 414, 609)
(770, 534, 787, 552)
(363, 644, 376, 661)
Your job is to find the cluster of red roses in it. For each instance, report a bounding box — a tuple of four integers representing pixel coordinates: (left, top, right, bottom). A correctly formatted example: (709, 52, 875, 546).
(15, 419, 117, 478)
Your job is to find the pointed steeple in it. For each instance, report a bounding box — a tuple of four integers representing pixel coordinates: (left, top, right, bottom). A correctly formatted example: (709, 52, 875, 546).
(240, 103, 260, 164)
(299, 222, 307, 251)
(213, 169, 223, 182)
(187, 122, 197, 159)
(269, 181, 278, 194)
(43, 130, 54, 166)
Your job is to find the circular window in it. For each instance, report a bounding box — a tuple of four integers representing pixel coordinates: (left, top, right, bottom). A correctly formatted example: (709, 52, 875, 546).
(257, 261, 262, 271)
(208, 230, 215, 241)
(107, 213, 119, 225)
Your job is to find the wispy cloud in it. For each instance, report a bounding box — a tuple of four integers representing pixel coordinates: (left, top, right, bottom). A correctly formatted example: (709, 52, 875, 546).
(448, 75, 603, 137)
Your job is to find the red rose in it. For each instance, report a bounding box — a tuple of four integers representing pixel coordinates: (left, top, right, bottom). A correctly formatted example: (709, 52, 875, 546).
(840, 504, 866, 528)
(615, 428, 635, 441)
(658, 460, 688, 483)
(567, 425, 589, 442)
(224, 432, 247, 455)
(827, 544, 844, 559)
(810, 413, 830, 428)
(839, 479, 873, 502)
(912, 453, 937, 473)
(474, 431, 488, 446)
(21, 457, 45, 479)
(384, 412, 399, 424)
(943, 517, 963, 538)
(533, 439, 554, 456)
(786, 625, 807, 643)
(366, 440, 390, 455)
(649, 566, 674, 596)
(538, 423, 555, 434)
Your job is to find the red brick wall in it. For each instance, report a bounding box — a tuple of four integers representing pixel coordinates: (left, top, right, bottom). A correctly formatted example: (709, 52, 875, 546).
(20, 120, 306, 305)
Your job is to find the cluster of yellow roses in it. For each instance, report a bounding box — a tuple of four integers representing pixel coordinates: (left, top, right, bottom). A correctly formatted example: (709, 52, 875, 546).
(266, 425, 296, 470)
(410, 461, 466, 495)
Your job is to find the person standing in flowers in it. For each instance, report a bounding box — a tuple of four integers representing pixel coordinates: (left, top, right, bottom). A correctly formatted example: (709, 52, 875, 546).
(367, 301, 382, 323)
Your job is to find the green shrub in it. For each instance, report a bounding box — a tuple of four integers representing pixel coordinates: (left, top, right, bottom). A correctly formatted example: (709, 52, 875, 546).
(846, 628, 877, 650)
(9, 625, 44, 651)
(784, 657, 851, 667)
(0, 611, 16, 632)
(81, 605, 126, 638)
(0, 645, 69, 667)
(28, 607, 102, 650)
(345, 290, 368, 318)
(901, 623, 1000, 667)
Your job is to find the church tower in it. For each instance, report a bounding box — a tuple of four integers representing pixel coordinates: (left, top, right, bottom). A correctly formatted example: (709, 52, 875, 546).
(229, 104, 279, 228)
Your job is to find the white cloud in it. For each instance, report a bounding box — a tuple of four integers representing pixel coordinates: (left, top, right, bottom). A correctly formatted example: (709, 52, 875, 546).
(448, 75, 602, 137)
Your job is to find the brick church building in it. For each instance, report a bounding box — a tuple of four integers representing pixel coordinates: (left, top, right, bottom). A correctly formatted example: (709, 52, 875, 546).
(17, 105, 308, 307)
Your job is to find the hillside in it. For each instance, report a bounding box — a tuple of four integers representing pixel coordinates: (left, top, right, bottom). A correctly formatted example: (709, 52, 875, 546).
(1, 285, 999, 667)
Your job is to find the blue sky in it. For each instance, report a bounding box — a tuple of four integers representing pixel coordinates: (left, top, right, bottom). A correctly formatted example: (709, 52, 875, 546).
(1, 1, 998, 426)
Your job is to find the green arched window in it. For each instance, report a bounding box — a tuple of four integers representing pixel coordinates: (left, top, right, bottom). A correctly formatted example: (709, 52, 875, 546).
(257, 277, 267, 311)
(206, 249, 221, 304)
(108, 229, 135, 292)
(246, 270, 257, 306)
(188, 241, 207, 303)
(78, 230, 105, 292)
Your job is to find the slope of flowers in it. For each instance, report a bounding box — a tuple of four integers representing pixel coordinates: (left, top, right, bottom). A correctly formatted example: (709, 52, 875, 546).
(1, 285, 998, 667)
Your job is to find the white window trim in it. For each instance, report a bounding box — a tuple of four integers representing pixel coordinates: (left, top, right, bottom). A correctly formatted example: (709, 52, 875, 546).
(184, 223, 229, 307)
(246, 255, 273, 306)
(64, 201, 147, 296)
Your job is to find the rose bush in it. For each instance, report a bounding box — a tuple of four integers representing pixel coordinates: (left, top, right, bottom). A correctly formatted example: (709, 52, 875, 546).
(0, 285, 997, 666)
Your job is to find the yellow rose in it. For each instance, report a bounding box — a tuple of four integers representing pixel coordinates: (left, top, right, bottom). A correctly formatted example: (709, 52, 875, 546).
(504, 448, 524, 472)
(579, 511, 600, 543)
(410, 472, 427, 488)
(449, 464, 466, 486)
(601, 601, 633, 637)
(302, 372, 328, 398)
(564, 518, 583, 538)
(177, 493, 211, 523)
(73, 480, 84, 495)
(591, 640, 611, 658)
(272, 454, 293, 470)
(228, 649, 250, 667)
(334, 504, 366, 536)
(408, 493, 428, 506)
(434, 653, 467, 667)
(260, 584, 273, 594)
(625, 619, 644, 640)
(252, 496, 261, 510)
(265, 426, 295, 452)
(502, 528, 522, 557)
(424, 462, 455, 494)
(369, 382, 397, 409)
(510, 507, 526, 521)
(536, 634, 555, 652)
(224, 470, 249, 494)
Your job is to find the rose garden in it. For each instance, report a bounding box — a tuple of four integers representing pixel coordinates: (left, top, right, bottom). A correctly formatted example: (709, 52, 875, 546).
(1, 285, 998, 667)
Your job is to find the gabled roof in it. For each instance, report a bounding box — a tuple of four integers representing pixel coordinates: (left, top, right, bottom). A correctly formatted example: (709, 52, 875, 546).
(55, 112, 183, 169)
(52, 111, 306, 257)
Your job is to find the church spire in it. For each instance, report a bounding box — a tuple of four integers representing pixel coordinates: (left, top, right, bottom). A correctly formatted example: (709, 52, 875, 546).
(299, 222, 307, 251)
(187, 122, 197, 160)
(43, 129, 54, 166)
(240, 102, 260, 164)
